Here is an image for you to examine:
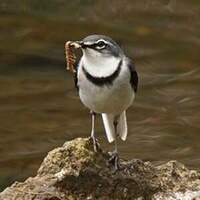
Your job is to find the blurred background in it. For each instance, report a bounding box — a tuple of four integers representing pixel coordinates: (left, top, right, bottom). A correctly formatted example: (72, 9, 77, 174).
(0, 0, 200, 191)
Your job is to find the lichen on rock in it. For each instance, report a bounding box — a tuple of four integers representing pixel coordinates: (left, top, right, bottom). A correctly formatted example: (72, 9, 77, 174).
(0, 137, 200, 200)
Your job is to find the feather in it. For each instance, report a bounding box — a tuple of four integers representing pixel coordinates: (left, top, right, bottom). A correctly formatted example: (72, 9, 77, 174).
(102, 111, 128, 143)
(127, 59, 138, 93)
(101, 113, 115, 143)
(117, 111, 128, 141)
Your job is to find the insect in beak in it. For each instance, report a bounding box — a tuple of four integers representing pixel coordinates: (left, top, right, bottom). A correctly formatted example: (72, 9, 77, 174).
(64, 40, 87, 73)
(67, 41, 82, 49)
(65, 41, 80, 73)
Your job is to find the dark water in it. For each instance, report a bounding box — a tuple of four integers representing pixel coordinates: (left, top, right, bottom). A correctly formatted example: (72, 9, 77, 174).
(0, 0, 200, 190)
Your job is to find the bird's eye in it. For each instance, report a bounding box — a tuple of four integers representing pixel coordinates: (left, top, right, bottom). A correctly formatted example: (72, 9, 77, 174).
(98, 41, 105, 46)
(96, 41, 106, 49)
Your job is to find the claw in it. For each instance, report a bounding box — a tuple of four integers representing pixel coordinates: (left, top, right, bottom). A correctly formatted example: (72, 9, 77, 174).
(90, 136, 100, 152)
(108, 151, 120, 170)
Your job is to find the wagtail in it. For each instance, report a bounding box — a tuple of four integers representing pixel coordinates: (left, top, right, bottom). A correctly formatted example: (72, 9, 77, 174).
(69, 35, 138, 169)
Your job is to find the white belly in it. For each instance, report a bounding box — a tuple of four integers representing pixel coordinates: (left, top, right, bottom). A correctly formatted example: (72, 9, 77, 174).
(78, 65, 135, 114)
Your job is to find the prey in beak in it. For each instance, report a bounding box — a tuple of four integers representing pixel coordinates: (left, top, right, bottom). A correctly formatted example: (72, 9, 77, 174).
(65, 40, 82, 73)
(66, 41, 83, 49)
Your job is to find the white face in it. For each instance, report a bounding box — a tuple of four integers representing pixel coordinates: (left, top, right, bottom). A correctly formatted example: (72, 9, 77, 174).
(80, 38, 123, 77)
(83, 47, 102, 58)
(82, 40, 115, 67)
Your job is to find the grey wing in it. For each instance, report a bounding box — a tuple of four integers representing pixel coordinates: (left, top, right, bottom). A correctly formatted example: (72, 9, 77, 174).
(127, 58, 138, 93)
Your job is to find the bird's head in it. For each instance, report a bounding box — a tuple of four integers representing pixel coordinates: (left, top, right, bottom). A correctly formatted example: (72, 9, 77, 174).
(75, 35, 124, 60)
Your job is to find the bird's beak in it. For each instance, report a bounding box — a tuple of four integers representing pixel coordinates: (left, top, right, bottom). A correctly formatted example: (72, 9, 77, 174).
(75, 41, 88, 49)
(75, 41, 92, 49)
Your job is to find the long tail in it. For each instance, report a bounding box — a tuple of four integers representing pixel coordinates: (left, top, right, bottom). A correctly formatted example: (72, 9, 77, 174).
(101, 111, 128, 143)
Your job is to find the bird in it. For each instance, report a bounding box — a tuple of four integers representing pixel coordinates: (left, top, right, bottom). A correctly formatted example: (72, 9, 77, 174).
(72, 35, 138, 169)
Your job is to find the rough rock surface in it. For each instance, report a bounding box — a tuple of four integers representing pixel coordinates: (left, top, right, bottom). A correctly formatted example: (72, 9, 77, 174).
(0, 137, 200, 200)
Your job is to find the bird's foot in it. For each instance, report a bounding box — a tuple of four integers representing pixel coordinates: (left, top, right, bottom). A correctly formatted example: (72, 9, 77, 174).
(108, 151, 120, 171)
(90, 136, 100, 152)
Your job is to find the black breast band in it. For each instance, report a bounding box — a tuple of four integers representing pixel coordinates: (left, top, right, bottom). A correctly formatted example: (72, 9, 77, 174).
(82, 60, 122, 86)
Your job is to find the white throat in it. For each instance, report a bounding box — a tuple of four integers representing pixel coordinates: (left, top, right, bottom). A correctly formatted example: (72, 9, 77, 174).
(82, 51, 121, 77)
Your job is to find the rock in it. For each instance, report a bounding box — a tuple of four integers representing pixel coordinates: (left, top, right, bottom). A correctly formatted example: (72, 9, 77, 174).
(0, 137, 200, 200)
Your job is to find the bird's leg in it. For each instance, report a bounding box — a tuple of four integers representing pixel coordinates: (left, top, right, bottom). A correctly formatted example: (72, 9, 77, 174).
(90, 111, 99, 152)
(109, 116, 120, 170)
